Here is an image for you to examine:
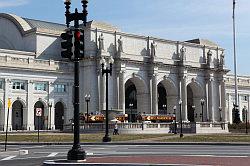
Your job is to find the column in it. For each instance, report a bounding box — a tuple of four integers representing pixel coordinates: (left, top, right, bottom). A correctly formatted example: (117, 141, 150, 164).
(208, 78, 215, 122)
(99, 68, 105, 112)
(152, 74, 158, 115)
(3, 79, 11, 131)
(119, 71, 125, 114)
(27, 80, 34, 130)
(48, 82, 55, 130)
(220, 80, 227, 122)
(181, 76, 188, 121)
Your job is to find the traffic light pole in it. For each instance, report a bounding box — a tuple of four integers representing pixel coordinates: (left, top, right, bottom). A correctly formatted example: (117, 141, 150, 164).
(63, 0, 88, 161)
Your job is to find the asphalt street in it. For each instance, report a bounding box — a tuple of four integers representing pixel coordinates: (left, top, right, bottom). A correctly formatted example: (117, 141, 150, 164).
(0, 144, 250, 165)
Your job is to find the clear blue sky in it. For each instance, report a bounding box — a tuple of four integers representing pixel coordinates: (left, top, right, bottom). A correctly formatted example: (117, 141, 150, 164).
(1, 0, 249, 75)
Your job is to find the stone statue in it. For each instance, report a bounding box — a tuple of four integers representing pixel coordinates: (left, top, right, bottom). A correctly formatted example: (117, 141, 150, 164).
(118, 36, 123, 52)
(98, 33, 104, 50)
(151, 41, 157, 57)
(220, 51, 225, 65)
(207, 50, 212, 64)
(180, 46, 186, 61)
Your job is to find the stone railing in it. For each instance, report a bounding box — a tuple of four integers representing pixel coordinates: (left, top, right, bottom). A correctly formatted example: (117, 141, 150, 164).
(64, 122, 228, 134)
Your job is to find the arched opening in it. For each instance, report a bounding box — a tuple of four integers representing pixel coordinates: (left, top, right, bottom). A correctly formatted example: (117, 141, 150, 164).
(34, 101, 45, 130)
(187, 85, 195, 122)
(187, 81, 204, 122)
(12, 100, 23, 130)
(125, 80, 137, 122)
(55, 102, 64, 130)
(158, 83, 167, 114)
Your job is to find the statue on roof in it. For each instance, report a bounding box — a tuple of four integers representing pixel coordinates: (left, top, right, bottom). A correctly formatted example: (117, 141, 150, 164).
(220, 51, 225, 66)
(180, 46, 186, 61)
(151, 41, 157, 57)
(98, 33, 104, 50)
(118, 36, 123, 53)
(207, 50, 212, 64)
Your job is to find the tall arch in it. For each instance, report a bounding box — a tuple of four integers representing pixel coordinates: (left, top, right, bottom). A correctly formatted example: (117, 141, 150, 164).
(187, 81, 204, 122)
(34, 101, 45, 130)
(157, 78, 178, 115)
(125, 75, 148, 122)
(12, 100, 24, 130)
(55, 102, 64, 130)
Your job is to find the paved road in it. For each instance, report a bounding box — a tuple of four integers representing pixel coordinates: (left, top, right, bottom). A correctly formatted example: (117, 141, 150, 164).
(0, 144, 250, 165)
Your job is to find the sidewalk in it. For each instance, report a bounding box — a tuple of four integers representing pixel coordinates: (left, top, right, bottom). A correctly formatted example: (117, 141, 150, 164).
(43, 155, 250, 166)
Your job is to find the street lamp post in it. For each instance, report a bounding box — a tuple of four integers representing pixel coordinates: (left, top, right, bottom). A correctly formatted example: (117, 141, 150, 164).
(85, 94, 90, 123)
(101, 57, 114, 142)
(163, 104, 167, 115)
(63, 0, 88, 161)
(173, 106, 177, 134)
(48, 103, 52, 130)
(129, 103, 133, 122)
(219, 107, 222, 122)
(245, 106, 248, 134)
(179, 99, 183, 138)
(192, 105, 196, 122)
(200, 99, 205, 122)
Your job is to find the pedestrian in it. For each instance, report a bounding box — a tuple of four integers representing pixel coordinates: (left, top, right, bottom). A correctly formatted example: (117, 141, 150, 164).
(113, 121, 119, 135)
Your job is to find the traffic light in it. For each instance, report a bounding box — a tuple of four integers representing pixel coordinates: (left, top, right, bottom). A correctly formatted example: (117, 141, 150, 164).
(61, 30, 73, 59)
(74, 29, 84, 59)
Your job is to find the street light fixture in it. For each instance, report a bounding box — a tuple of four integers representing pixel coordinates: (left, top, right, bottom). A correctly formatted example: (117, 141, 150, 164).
(101, 57, 114, 142)
(48, 102, 52, 130)
(63, 0, 88, 161)
(163, 104, 167, 115)
(85, 94, 90, 123)
(200, 99, 205, 122)
(129, 103, 133, 122)
(173, 105, 177, 134)
(179, 99, 183, 138)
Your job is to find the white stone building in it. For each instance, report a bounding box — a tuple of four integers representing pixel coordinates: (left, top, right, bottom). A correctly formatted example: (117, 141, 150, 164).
(0, 13, 248, 131)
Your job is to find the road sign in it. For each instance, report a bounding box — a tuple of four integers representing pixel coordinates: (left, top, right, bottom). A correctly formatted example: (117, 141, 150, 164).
(36, 108, 42, 117)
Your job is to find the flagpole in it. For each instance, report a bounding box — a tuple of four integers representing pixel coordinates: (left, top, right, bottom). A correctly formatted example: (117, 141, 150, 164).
(233, 0, 240, 123)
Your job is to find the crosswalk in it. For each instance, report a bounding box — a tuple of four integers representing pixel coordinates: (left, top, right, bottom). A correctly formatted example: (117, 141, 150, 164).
(0, 152, 94, 161)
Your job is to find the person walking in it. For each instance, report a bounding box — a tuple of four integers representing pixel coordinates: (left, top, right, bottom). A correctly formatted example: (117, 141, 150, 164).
(113, 121, 119, 135)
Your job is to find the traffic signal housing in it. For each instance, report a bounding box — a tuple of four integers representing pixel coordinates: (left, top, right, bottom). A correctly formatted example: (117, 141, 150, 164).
(74, 29, 85, 59)
(61, 30, 73, 59)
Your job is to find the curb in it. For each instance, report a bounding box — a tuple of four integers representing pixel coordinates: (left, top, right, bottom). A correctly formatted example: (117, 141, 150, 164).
(1, 142, 250, 146)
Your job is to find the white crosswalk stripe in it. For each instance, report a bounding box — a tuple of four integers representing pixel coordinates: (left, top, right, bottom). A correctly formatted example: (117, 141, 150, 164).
(1, 155, 16, 161)
(47, 152, 58, 157)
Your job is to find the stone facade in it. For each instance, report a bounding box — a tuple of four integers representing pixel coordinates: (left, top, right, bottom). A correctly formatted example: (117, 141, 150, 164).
(0, 13, 248, 131)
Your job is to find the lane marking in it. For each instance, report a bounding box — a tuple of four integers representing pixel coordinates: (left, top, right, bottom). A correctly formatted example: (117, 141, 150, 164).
(1, 156, 16, 161)
(47, 153, 58, 157)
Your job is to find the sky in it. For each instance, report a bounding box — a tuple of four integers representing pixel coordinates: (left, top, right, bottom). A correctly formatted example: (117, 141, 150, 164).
(0, 0, 249, 75)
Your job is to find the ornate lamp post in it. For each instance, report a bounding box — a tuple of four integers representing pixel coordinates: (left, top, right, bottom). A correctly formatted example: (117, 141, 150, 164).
(101, 57, 114, 142)
(179, 99, 183, 138)
(63, 0, 88, 161)
(192, 105, 196, 122)
(219, 106, 222, 122)
(163, 104, 167, 115)
(129, 103, 133, 122)
(200, 99, 205, 122)
(244, 106, 248, 134)
(173, 105, 177, 134)
(85, 94, 90, 123)
(48, 102, 52, 130)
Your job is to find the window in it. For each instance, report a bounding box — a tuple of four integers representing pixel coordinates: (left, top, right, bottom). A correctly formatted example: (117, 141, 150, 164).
(55, 84, 66, 93)
(12, 81, 25, 90)
(34, 83, 47, 91)
(244, 96, 248, 101)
